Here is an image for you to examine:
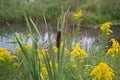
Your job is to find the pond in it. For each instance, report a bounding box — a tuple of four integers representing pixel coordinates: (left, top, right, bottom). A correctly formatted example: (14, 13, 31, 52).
(0, 22, 120, 52)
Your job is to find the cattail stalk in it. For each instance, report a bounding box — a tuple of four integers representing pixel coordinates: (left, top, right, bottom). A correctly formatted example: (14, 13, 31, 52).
(56, 31, 61, 48)
(56, 31, 61, 64)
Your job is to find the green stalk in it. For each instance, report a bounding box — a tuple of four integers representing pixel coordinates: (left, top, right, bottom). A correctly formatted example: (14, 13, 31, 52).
(24, 12, 32, 34)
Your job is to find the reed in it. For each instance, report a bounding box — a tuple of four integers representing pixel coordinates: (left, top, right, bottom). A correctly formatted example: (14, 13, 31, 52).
(0, 10, 120, 80)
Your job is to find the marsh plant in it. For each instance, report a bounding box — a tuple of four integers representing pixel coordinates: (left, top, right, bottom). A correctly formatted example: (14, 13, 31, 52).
(0, 10, 120, 80)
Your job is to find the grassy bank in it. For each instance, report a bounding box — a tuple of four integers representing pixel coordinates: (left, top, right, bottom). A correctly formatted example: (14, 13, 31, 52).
(0, 0, 120, 24)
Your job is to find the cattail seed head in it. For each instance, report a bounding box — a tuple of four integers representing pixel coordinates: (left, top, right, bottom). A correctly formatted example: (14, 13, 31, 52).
(56, 31, 61, 48)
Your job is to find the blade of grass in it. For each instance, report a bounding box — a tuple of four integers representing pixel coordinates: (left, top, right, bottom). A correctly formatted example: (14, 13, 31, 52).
(24, 12, 32, 34)
(29, 17, 40, 36)
(43, 53, 53, 80)
(43, 13, 48, 31)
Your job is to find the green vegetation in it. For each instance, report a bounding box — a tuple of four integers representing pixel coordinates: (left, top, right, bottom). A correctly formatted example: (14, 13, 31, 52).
(0, 0, 120, 24)
(0, 11, 120, 80)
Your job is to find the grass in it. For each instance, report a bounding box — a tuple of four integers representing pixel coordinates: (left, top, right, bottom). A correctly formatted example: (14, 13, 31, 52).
(0, 0, 120, 24)
(0, 10, 120, 80)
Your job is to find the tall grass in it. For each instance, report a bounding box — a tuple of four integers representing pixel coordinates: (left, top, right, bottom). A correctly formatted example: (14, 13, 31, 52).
(0, 10, 120, 80)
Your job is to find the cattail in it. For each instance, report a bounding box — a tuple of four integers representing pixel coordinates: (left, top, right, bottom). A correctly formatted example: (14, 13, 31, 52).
(56, 31, 61, 48)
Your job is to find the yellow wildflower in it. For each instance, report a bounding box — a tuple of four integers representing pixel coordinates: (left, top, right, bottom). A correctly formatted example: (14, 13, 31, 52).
(107, 48, 115, 57)
(38, 54, 44, 59)
(37, 49, 46, 59)
(106, 38, 120, 57)
(100, 22, 112, 35)
(12, 63, 19, 67)
(0, 57, 5, 61)
(0, 48, 11, 57)
(38, 49, 46, 54)
(15, 47, 21, 52)
(0, 47, 6, 52)
(50, 61, 58, 69)
(50, 61, 52, 68)
(41, 67, 48, 76)
(9, 56, 18, 62)
(71, 43, 88, 59)
(90, 62, 115, 80)
(74, 10, 83, 20)
(106, 33, 110, 36)
(0, 47, 18, 68)
(52, 45, 58, 53)
(27, 33, 31, 37)
(26, 44, 32, 49)
(55, 63, 58, 69)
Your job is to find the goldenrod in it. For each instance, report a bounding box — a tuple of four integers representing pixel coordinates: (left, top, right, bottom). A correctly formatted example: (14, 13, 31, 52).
(41, 67, 48, 77)
(37, 49, 46, 59)
(0, 57, 5, 62)
(71, 43, 88, 59)
(0, 47, 18, 69)
(74, 10, 83, 20)
(52, 45, 58, 53)
(50, 61, 58, 69)
(27, 33, 31, 37)
(12, 63, 19, 67)
(90, 62, 115, 80)
(100, 22, 112, 35)
(15, 47, 21, 52)
(106, 38, 120, 57)
(26, 44, 32, 49)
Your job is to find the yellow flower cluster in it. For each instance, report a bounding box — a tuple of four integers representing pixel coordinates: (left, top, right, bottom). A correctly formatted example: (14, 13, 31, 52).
(15, 44, 32, 52)
(52, 46, 58, 53)
(15, 47, 21, 52)
(52, 41, 70, 54)
(71, 43, 88, 59)
(41, 67, 48, 77)
(100, 22, 113, 35)
(37, 49, 46, 59)
(27, 33, 31, 37)
(26, 44, 32, 49)
(74, 10, 83, 20)
(0, 47, 18, 67)
(90, 62, 115, 80)
(52, 41, 64, 53)
(60, 41, 69, 53)
(41, 61, 58, 79)
(50, 61, 58, 70)
(106, 38, 120, 57)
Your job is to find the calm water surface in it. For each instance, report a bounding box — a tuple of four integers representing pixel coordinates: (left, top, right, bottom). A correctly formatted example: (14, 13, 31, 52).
(0, 23, 119, 52)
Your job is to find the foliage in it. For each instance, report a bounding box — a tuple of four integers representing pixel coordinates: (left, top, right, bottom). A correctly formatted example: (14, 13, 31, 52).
(0, 10, 120, 80)
(0, 47, 18, 79)
(0, 0, 120, 24)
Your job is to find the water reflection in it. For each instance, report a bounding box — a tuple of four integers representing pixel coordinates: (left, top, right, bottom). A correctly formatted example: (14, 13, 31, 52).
(39, 32, 56, 48)
(0, 23, 100, 51)
(0, 23, 56, 51)
(1, 23, 119, 52)
(0, 34, 16, 51)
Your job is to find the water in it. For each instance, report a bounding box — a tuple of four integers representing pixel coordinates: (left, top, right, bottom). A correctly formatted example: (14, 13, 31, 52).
(0, 23, 56, 51)
(0, 23, 120, 52)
